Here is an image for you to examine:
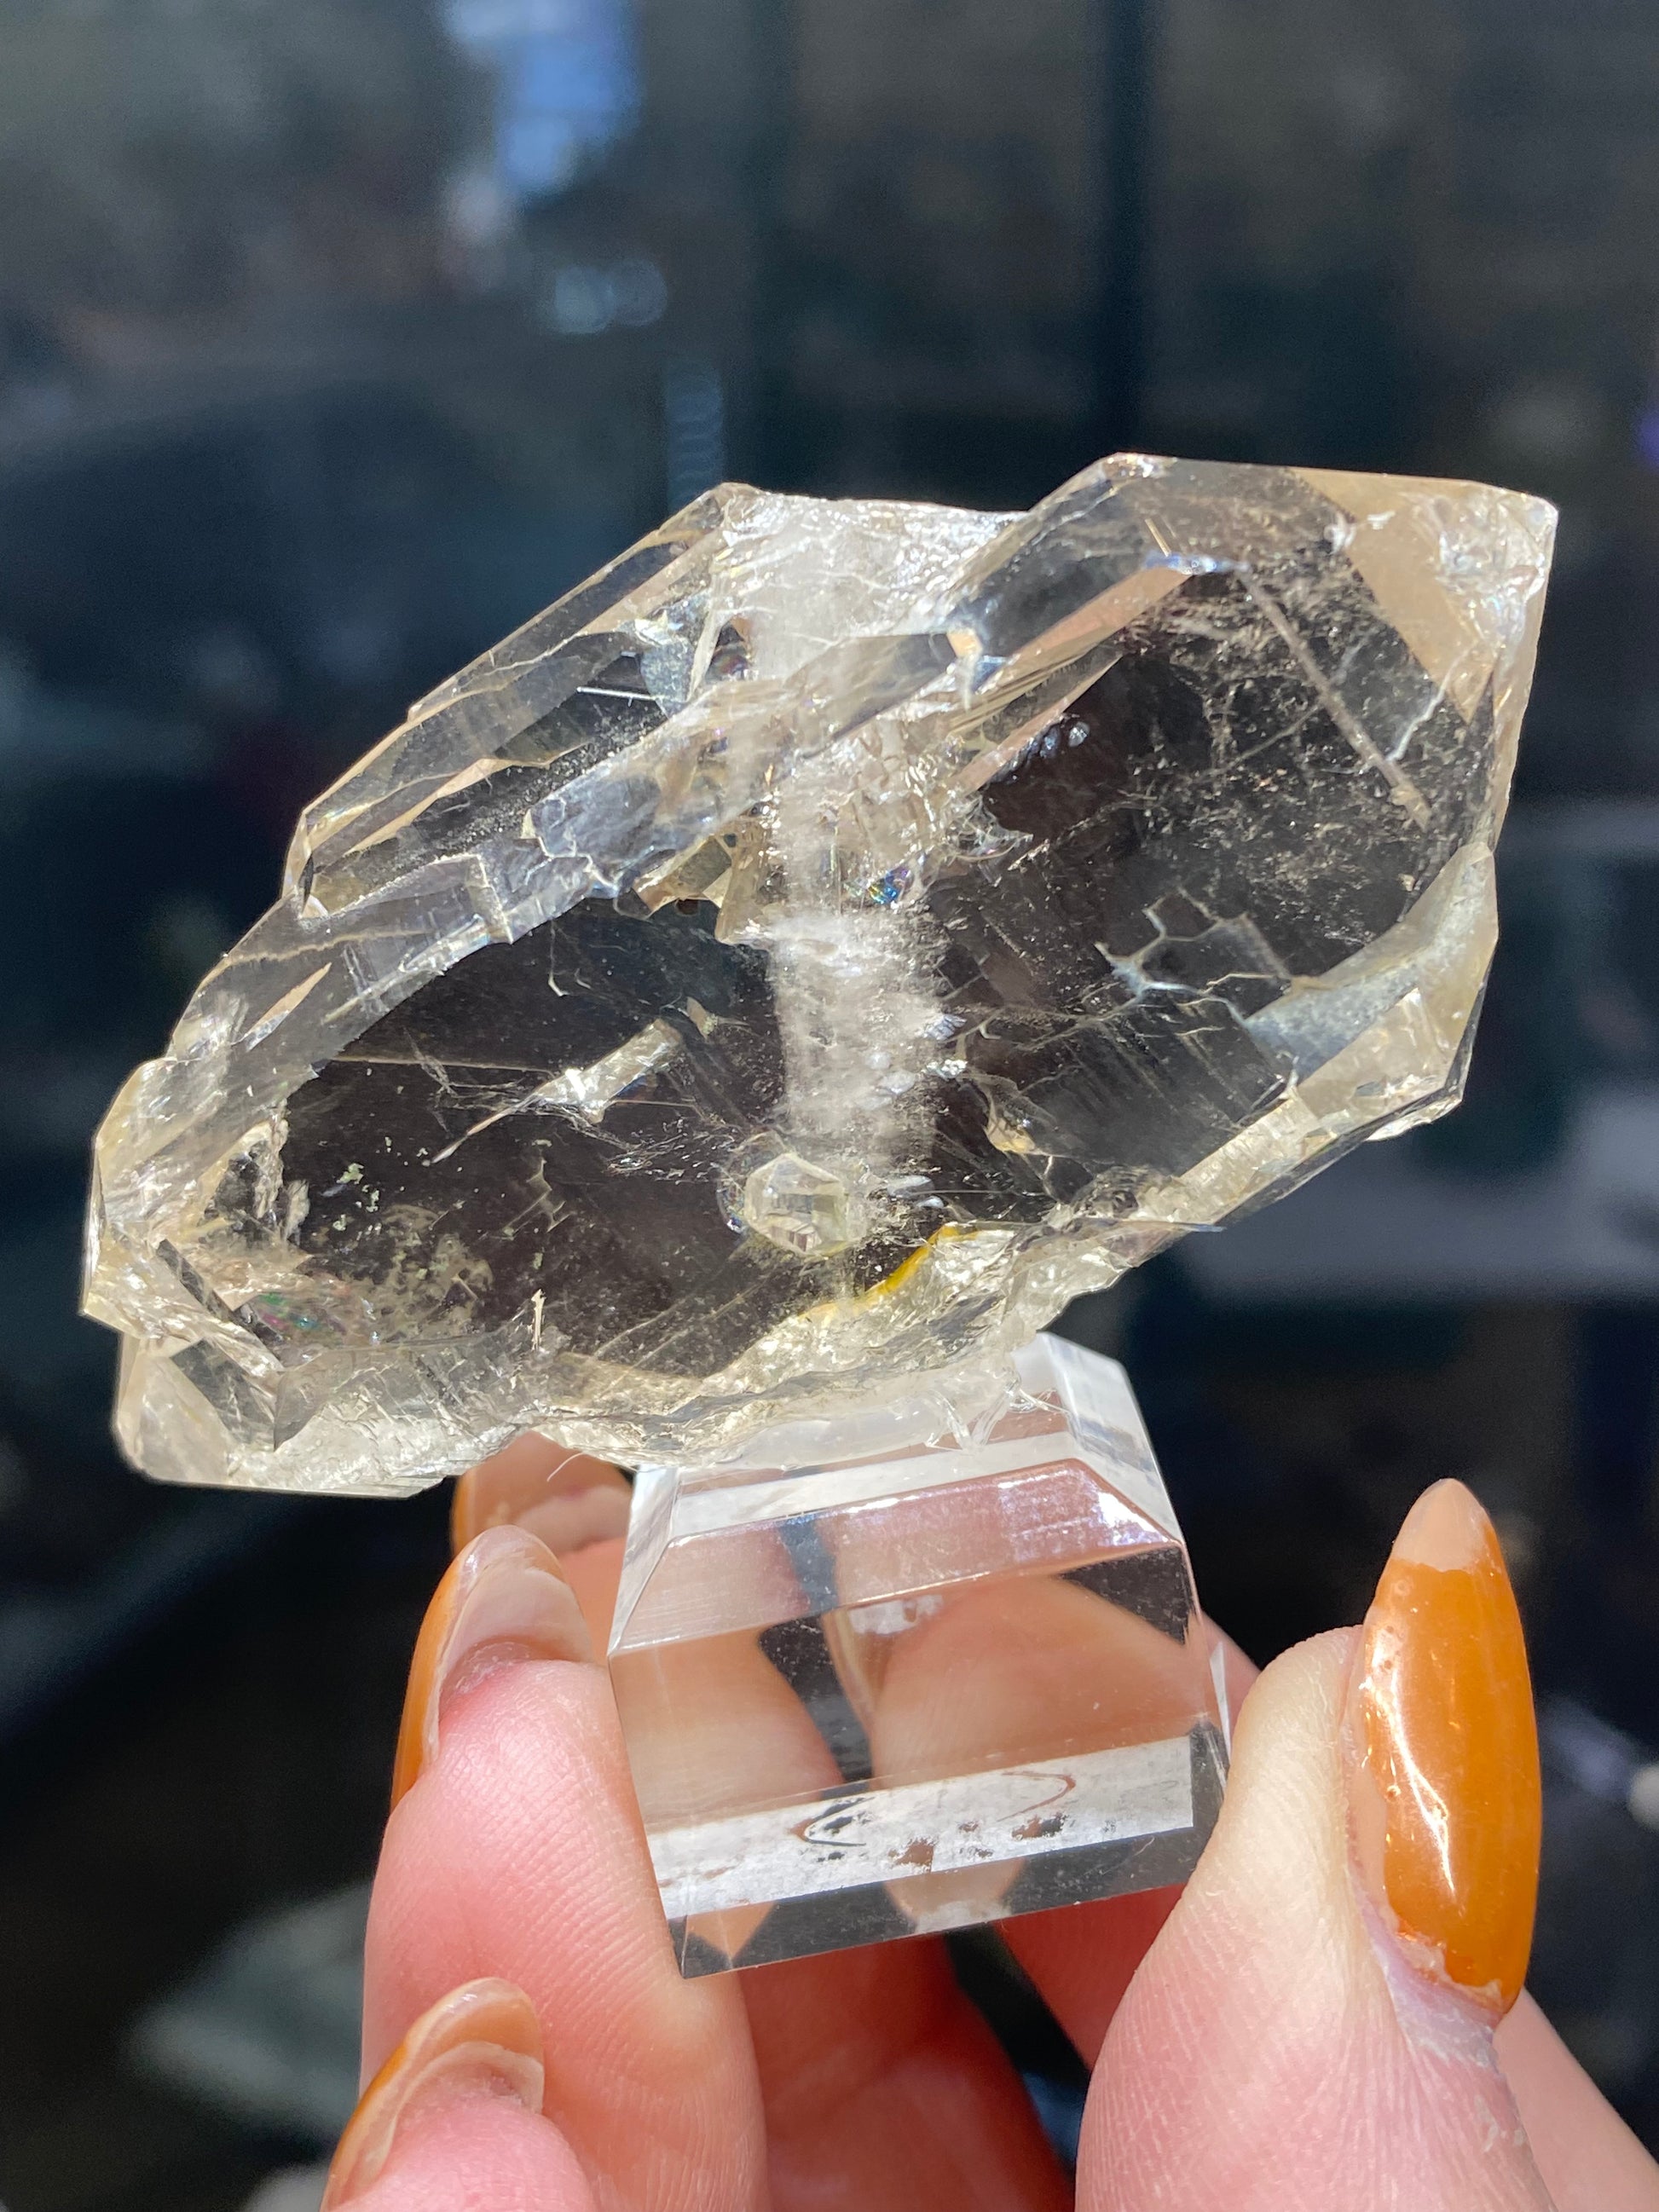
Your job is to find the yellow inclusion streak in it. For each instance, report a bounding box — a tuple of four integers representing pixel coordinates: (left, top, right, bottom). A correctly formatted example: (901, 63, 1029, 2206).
(858, 1222, 969, 1303)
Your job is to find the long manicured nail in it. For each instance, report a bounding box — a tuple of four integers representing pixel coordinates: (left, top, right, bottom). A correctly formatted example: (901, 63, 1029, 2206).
(451, 1437, 631, 1556)
(321, 1978, 543, 2207)
(1344, 1478, 1541, 2014)
(393, 1525, 592, 1808)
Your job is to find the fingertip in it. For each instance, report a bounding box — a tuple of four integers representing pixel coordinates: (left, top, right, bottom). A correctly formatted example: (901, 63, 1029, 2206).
(1080, 1629, 1558, 2210)
(390, 1527, 591, 1811)
(361, 1659, 767, 2211)
(451, 1435, 629, 1556)
(336, 2095, 599, 2212)
(324, 1978, 546, 2208)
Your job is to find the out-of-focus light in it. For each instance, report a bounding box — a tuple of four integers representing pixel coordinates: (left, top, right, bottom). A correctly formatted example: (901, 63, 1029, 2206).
(1635, 408, 1659, 472)
(1630, 1763, 1659, 1833)
(537, 257, 668, 336)
(664, 355, 725, 508)
(443, 0, 639, 206)
(610, 257, 669, 326)
(1485, 377, 1604, 469)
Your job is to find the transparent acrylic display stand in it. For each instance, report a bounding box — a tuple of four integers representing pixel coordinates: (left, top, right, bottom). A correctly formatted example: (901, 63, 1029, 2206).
(608, 1335, 1230, 1975)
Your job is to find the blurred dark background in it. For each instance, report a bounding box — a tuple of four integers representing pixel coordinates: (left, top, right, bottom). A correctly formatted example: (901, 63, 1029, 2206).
(2, 1, 1658, 2204)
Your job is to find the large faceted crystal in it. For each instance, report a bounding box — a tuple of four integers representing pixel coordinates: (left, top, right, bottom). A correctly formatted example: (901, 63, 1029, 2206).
(83, 457, 1555, 1496)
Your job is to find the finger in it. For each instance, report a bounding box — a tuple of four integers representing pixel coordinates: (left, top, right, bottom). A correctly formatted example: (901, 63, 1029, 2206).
(452, 1435, 629, 1647)
(743, 1943, 1070, 2212)
(1003, 1629, 1260, 2061)
(1496, 1995, 1659, 2212)
(335, 2101, 596, 2212)
(452, 1432, 631, 1556)
(322, 1978, 597, 2212)
(1078, 1481, 1659, 2212)
(1084, 1620, 1550, 2210)
(477, 1469, 1068, 2209)
(364, 1525, 768, 2212)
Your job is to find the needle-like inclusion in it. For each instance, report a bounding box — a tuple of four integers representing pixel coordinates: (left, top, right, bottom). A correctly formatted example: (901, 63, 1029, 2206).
(84, 458, 1554, 1496)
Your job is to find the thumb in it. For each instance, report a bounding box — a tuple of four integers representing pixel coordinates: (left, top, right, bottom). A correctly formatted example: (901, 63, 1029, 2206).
(1079, 1480, 1642, 2212)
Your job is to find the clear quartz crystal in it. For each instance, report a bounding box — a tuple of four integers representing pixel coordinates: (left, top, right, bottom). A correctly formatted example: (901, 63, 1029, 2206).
(740, 1150, 864, 1258)
(81, 456, 1556, 1496)
(609, 1334, 1228, 1972)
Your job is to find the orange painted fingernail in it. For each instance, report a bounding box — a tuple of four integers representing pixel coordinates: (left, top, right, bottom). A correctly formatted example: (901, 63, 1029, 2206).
(451, 1435, 630, 1556)
(321, 1978, 543, 2207)
(1344, 1479, 1541, 2014)
(392, 1525, 592, 1809)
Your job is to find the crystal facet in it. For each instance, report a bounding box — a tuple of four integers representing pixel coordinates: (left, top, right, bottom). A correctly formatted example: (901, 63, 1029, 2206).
(740, 1150, 865, 1259)
(82, 457, 1555, 1496)
(610, 1334, 1228, 1973)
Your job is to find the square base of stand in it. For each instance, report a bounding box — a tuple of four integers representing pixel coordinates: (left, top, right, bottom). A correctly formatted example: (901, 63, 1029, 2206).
(607, 1335, 1229, 1976)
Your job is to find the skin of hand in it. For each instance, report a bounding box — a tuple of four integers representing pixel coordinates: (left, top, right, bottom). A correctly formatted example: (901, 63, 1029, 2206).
(318, 1436, 1659, 2212)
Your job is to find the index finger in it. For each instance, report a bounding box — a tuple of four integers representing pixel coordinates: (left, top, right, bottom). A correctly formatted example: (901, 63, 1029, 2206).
(362, 1524, 770, 2211)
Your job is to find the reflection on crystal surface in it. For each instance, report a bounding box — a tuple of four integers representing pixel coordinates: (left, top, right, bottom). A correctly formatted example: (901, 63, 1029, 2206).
(81, 457, 1555, 1495)
(609, 1336, 1228, 1972)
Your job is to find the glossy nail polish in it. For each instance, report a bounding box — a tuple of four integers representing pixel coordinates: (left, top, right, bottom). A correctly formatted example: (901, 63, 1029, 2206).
(1345, 1479, 1541, 2013)
(321, 1978, 543, 2207)
(392, 1524, 592, 1809)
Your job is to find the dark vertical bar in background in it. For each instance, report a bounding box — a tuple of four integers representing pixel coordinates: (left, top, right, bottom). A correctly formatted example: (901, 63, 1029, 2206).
(1576, 1306, 1659, 1533)
(745, 0, 796, 488)
(1094, 0, 1153, 454)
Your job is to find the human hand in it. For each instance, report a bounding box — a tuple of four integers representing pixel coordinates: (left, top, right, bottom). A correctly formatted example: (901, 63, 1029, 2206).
(321, 1441, 1659, 2211)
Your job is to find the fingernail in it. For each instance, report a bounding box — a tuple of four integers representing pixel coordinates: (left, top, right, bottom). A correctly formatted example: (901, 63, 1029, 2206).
(1344, 1478, 1541, 2014)
(451, 1438, 630, 1556)
(393, 1525, 592, 1809)
(321, 1978, 543, 2207)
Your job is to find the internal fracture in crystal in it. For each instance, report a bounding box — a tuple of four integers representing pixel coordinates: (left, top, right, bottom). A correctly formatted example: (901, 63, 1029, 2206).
(82, 457, 1556, 1495)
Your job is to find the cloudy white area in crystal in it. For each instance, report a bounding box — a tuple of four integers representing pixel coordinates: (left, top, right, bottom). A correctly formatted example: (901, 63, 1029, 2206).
(81, 456, 1555, 1496)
